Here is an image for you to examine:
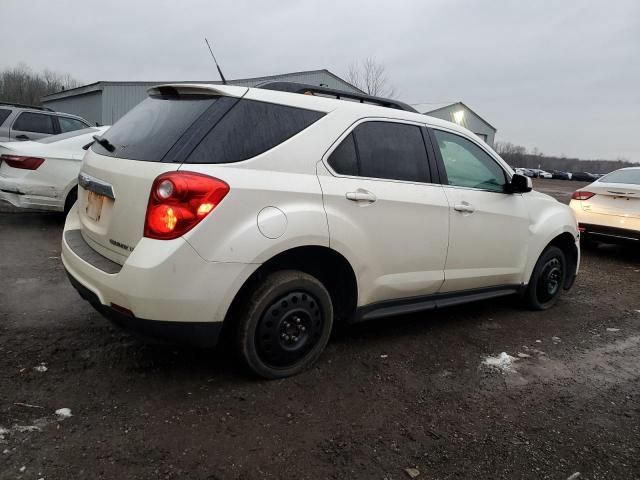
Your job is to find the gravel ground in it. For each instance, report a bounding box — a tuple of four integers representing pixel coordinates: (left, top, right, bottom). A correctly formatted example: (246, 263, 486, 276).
(1, 179, 639, 479)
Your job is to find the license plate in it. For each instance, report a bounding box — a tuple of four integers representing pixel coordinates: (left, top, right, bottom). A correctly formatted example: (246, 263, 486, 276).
(86, 191, 105, 222)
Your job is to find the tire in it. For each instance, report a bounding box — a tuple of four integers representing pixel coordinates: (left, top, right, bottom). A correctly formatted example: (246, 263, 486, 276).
(523, 246, 567, 310)
(236, 270, 333, 379)
(64, 187, 78, 215)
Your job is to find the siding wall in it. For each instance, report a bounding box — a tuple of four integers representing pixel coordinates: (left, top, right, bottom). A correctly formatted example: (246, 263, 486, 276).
(42, 91, 102, 126)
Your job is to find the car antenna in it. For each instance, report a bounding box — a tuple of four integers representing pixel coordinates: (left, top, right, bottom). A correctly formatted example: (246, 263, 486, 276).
(204, 38, 227, 85)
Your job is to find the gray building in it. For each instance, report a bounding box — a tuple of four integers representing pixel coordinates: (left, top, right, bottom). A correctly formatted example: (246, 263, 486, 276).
(41, 69, 362, 126)
(424, 102, 496, 146)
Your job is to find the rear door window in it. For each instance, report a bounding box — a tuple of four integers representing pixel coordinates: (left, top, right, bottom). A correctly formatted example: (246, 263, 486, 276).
(13, 112, 56, 134)
(328, 133, 358, 176)
(328, 121, 430, 183)
(185, 99, 325, 164)
(0, 109, 11, 126)
(58, 116, 89, 133)
(355, 122, 430, 182)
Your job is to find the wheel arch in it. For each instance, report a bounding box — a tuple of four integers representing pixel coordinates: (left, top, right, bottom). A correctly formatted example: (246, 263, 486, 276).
(222, 245, 358, 334)
(528, 231, 579, 290)
(548, 232, 579, 289)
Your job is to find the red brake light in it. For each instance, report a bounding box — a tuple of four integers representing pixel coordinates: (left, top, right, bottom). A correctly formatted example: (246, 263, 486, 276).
(144, 171, 229, 240)
(1, 154, 45, 170)
(571, 191, 595, 201)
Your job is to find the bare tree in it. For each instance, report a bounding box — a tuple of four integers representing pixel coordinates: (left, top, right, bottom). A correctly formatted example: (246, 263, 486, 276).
(347, 58, 396, 98)
(0, 63, 80, 106)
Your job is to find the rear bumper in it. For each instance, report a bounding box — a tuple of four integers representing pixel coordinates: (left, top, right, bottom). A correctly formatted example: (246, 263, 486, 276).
(0, 176, 64, 211)
(62, 205, 259, 345)
(66, 270, 224, 346)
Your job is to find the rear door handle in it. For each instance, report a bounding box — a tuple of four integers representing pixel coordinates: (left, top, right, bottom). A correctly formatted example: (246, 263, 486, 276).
(454, 203, 475, 213)
(346, 190, 376, 203)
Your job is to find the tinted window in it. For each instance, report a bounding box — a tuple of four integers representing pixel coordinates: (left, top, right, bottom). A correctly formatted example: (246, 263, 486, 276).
(599, 169, 640, 185)
(0, 109, 11, 126)
(58, 116, 88, 133)
(91, 95, 218, 160)
(353, 122, 430, 182)
(328, 133, 358, 176)
(433, 129, 506, 192)
(13, 112, 55, 134)
(186, 99, 324, 164)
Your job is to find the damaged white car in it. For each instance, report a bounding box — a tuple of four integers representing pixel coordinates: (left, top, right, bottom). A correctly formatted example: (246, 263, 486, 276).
(0, 126, 108, 213)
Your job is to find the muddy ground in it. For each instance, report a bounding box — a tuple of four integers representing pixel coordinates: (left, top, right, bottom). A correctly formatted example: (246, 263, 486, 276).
(1, 178, 639, 479)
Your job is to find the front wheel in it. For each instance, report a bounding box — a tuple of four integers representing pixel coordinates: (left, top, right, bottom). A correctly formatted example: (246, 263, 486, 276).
(523, 246, 567, 310)
(236, 270, 333, 379)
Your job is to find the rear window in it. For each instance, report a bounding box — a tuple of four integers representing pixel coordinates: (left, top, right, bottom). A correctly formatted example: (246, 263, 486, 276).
(13, 112, 56, 134)
(91, 95, 219, 160)
(0, 109, 11, 126)
(91, 94, 325, 163)
(185, 99, 324, 164)
(599, 169, 640, 185)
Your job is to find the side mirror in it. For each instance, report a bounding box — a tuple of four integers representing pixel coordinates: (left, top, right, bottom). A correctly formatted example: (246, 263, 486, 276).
(507, 173, 532, 194)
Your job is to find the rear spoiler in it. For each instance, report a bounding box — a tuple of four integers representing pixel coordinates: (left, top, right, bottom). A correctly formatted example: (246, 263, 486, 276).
(147, 83, 248, 98)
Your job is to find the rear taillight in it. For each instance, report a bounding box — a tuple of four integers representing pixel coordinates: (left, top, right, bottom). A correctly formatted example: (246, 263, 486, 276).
(571, 191, 595, 201)
(144, 171, 229, 240)
(1, 154, 45, 170)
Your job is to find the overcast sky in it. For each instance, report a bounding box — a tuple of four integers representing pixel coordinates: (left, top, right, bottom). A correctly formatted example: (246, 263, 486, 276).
(2, 0, 638, 161)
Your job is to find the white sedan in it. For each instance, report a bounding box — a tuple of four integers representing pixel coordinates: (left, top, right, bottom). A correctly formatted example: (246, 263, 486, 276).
(570, 167, 640, 244)
(0, 126, 108, 212)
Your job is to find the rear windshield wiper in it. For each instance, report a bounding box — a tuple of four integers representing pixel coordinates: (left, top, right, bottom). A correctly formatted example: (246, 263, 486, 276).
(91, 135, 115, 152)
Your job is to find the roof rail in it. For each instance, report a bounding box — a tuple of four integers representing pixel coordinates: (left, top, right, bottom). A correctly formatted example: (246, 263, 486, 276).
(0, 102, 54, 112)
(256, 82, 418, 113)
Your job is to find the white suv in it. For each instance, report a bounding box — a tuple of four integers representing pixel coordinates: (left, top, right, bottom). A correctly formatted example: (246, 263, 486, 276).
(62, 82, 580, 378)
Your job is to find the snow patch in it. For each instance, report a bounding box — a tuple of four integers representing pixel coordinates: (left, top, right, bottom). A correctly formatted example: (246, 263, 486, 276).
(13, 425, 41, 433)
(0, 408, 73, 441)
(34, 363, 48, 373)
(55, 408, 72, 419)
(482, 352, 517, 372)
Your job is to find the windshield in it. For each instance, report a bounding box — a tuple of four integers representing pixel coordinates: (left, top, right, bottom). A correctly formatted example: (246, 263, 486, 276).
(37, 127, 100, 144)
(598, 169, 640, 185)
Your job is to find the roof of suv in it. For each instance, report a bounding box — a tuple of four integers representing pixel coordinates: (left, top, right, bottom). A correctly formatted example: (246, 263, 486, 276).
(0, 102, 54, 112)
(150, 83, 478, 140)
(0, 103, 88, 121)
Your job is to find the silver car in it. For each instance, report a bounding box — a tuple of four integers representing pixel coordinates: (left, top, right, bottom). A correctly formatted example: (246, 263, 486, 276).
(0, 102, 91, 142)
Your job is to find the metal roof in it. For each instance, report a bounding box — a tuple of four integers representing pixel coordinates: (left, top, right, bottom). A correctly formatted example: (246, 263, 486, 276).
(41, 69, 363, 102)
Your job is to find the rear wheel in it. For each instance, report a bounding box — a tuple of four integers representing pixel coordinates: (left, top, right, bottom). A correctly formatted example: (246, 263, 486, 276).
(524, 246, 567, 310)
(236, 270, 333, 379)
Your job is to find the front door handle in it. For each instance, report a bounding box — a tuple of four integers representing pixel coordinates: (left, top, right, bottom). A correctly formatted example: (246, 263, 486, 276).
(346, 190, 376, 203)
(454, 202, 475, 213)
